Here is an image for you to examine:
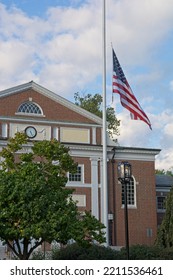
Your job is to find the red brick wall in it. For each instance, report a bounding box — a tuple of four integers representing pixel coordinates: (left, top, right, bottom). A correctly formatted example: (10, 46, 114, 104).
(72, 157, 91, 184)
(0, 89, 96, 124)
(108, 159, 157, 246)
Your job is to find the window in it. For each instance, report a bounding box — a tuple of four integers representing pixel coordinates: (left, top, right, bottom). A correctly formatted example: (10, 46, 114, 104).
(122, 177, 136, 207)
(17, 101, 43, 115)
(69, 166, 83, 182)
(157, 196, 166, 210)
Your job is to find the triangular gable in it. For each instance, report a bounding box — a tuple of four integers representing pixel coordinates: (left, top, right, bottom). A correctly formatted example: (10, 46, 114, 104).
(0, 81, 102, 125)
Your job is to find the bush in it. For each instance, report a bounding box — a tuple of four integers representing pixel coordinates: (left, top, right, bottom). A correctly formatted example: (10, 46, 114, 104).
(31, 251, 51, 260)
(120, 244, 160, 260)
(119, 244, 173, 260)
(32, 244, 173, 260)
(51, 243, 120, 260)
(158, 247, 173, 260)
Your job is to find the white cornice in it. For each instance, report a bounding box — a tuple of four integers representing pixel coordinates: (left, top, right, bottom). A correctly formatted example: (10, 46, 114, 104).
(0, 135, 160, 162)
(0, 116, 101, 127)
(0, 81, 102, 125)
(63, 144, 161, 161)
(114, 146, 161, 161)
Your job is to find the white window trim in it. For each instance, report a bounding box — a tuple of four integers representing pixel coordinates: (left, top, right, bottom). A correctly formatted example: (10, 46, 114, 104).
(67, 164, 84, 185)
(121, 176, 137, 209)
(16, 101, 44, 117)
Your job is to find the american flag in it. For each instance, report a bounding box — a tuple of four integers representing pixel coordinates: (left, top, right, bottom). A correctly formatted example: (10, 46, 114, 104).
(112, 48, 152, 129)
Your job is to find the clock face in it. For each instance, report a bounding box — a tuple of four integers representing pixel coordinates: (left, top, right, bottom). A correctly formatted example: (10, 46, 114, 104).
(25, 126, 37, 139)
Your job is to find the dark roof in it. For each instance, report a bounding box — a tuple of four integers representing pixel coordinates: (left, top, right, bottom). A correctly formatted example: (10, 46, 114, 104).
(156, 174, 173, 187)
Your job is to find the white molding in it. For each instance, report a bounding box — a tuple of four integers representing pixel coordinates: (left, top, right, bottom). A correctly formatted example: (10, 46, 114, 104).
(66, 183, 91, 188)
(114, 147, 160, 162)
(156, 188, 170, 192)
(0, 116, 101, 128)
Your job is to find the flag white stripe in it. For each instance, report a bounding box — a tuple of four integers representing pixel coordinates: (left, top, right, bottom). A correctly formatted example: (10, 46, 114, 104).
(113, 75, 143, 107)
(113, 81, 142, 109)
(112, 48, 151, 129)
(113, 79, 151, 125)
(120, 97, 150, 124)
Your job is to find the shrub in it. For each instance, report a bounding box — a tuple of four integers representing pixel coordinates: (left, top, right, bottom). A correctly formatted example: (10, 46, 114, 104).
(158, 247, 173, 260)
(119, 244, 173, 260)
(129, 245, 160, 260)
(51, 243, 119, 260)
(31, 251, 51, 260)
(32, 244, 173, 260)
(107, 244, 161, 260)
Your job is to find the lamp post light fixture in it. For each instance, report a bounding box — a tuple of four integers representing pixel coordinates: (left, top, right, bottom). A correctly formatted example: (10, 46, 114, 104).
(117, 161, 132, 260)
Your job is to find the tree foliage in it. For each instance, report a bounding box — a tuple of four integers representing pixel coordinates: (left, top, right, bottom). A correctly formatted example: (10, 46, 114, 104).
(74, 92, 120, 138)
(0, 133, 105, 259)
(156, 187, 173, 248)
(155, 169, 173, 176)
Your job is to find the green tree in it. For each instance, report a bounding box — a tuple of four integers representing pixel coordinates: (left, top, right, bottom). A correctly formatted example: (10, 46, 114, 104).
(74, 92, 120, 138)
(0, 133, 105, 259)
(156, 187, 173, 248)
(155, 169, 173, 176)
(155, 169, 166, 175)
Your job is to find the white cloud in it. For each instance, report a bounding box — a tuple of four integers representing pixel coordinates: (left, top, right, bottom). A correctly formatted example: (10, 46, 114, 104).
(116, 108, 173, 171)
(107, 0, 173, 64)
(116, 111, 152, 148)
(1, 0, 173, 170)
(1, 0, 173, 94)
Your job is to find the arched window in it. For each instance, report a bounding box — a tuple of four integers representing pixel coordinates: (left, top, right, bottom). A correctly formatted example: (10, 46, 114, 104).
(17, 101, 43, 115)
(122, 176, 136, 207)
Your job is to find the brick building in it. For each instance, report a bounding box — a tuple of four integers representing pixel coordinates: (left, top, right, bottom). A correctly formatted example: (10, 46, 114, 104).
(0, 81, 160, 248)
(156, 174, 173, 226)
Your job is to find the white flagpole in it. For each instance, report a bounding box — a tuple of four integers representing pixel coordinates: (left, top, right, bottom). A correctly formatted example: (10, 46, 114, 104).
(102, 0, 109, 245)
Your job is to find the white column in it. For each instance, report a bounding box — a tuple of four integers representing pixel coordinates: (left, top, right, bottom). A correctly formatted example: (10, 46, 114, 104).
(92, 127, 96, 145)
(90, 157, 99, 219)
(100, 158, 104, 223)
(53, 127, 59, 140)
(2, 123, 8, 138)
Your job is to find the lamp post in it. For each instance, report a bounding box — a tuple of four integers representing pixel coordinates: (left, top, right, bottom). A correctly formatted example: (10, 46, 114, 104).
(117, 161, 132, 260)
(108, 212, 114, 246)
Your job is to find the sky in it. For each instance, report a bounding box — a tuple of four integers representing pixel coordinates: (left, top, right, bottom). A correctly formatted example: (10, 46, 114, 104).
(0, 0, 173, 171)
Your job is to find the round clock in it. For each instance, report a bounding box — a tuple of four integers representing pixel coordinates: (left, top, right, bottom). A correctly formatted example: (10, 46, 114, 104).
(25, 126, 37, 139)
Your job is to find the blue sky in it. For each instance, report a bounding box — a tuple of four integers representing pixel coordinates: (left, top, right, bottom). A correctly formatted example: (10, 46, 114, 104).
(0, 0, 84, 15)
(0, 0, 173, 170)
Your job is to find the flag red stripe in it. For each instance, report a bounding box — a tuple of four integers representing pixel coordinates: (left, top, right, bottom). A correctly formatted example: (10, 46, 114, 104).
(112, 48, 151, 129)
(113, 85, 150, 121)
(119, 96, 151, 126)
(113, 75, 141, 107)
(120, 102, 151, 126)
(113, 80, 149, 119)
